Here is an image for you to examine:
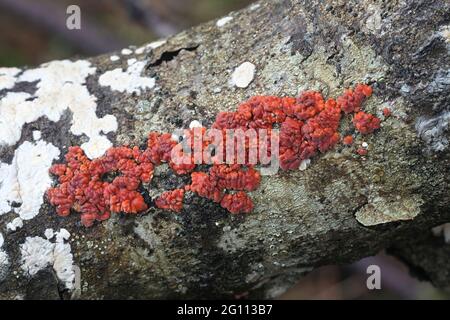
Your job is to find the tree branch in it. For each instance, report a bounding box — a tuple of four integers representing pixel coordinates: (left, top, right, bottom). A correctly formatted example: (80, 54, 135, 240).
(0, 0, 449, 299)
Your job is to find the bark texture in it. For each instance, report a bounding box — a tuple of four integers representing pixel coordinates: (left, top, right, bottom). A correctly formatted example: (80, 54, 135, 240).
(0, 0, 449, 299)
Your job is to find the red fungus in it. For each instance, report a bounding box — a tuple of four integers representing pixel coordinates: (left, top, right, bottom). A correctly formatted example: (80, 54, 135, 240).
(337, 83, 372, 114)
(353, 111, 381, 134)
(220, 192, 254, 214)
(357, 148, 368, 156)
(343, 135, 353, 145)
(302, 99, 341, 153)
(187, 171, 223, 203)
(47, 145, 153, 226)
(209, 164, 261, 191)
(383, 107, 391, 118)
(47, 84, 382, 225)
(155, 189, 185, 212)
(145, 132, 177, 164)
(279, 117, 305, 170)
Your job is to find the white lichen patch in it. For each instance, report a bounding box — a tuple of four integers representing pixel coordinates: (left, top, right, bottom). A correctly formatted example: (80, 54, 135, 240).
(127, 58, 137, 66)
(6, 217, 23, 231)
(355, 194, 423, 226)
(15, 141, 60, 220)
(0, 67, 21, 91)
(148, 39, 166, 49)
(440, 26, 450, 41)
(56, 228, 70, 242)
(0, 92, 33, 145)
(299, 159, 310, 171)
(439, 25, 450, 50)
(44, 228, 54, 240)
(189, 120, 202, 129)
(32, 130, 41, 141)
(20, 236, 54, 276)
(135, 39, 166, 55)
(365, 4, 382, 33)
(20, 60, 94, 88)
(416, 111, 450, 152)
(52, 237, 74, 288)
(134, 47, 146, 55)
(0, 158, 21, 215)
(400, 84, 411, 94)
(99, 59, 155, 95)
(110, 55, 120, 62)
(121, 48, 133, 55)
(216, 16, 233, 27)
(432, 223, 450, 243)
(230, 62, 256, 88)
(20, 229, 74, 289)
(0, 60, 117, 158)
(80, 133, 113, 159)
(0, 140, 60, 221)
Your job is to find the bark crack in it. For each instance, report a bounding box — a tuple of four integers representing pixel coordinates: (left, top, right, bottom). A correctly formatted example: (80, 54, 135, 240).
(147, 45, 200, 68)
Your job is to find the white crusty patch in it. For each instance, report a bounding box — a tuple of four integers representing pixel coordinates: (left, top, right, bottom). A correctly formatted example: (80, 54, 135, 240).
(148, 39, 166, 49)
(0, 140, 60, 221)
(299, 159, 310, 171)
(99, 59, 155, 95)
(134, 47, 146, 55)
(20, 59, 94, 87)
(189, 120, 202, 129)
(216, 16, 233, 27)
(0, 60, 118, 158)
(20, 229, 74, 289)
(355, 194, 423, 226)
(121, 48, 133, 55)
(0, 158, 21, 215)
(0, 67, 21, 91)
(56, 228, 70, 241)
(135, 39, 166, 55)
(80, 130, 114, 159)
(6, 217, 23, 231)
(432, 223, 450, 243)
(365, 4, 382, 33)
(52, 238, 74, 288)
(20, 236, 54, 275)
(416, 111, 450, 152)
(0, 92, 32, 145)
(439, 25, 450, 50)
(14, 141, 60, 220)
(32, 130, 41, 141)
(110, 55, 120, 62)
(230, 62, 256, 88)
(44, 228, 54, 240)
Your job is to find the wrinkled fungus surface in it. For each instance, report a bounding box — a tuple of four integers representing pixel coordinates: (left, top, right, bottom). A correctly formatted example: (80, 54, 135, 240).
(47, 84, 381, 226)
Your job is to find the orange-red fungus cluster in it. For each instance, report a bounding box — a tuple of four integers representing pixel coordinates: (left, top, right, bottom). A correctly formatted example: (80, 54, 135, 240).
(47, 146, 153, 226)
(47, 84, 381, 226)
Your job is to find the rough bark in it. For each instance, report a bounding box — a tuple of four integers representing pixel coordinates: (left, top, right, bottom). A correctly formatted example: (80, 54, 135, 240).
(0, 0, 449, 299)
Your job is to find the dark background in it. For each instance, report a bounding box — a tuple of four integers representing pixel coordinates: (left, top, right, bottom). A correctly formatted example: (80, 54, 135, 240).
(0, 0, 448, 299)
(0, 0, 252, 67)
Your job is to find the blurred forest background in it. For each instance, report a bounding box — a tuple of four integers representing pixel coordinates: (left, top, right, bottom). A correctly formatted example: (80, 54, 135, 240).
(0, 0, 448, 299)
